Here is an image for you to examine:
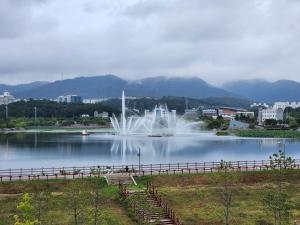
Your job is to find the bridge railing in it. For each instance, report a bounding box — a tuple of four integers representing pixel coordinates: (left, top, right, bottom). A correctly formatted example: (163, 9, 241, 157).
(1, 159, 300, 181)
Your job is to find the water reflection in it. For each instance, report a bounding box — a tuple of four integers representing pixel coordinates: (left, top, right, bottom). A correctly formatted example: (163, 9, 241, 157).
(0, 133, 300, 169)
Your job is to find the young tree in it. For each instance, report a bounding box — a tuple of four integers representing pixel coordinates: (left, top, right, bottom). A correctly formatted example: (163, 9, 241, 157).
(217, 160, 238, 225)
(31, 181, 52, 225)
(88, 177, 106, 225)
(261, 149, 294, 225)
(64, 180, 90, 225)
(14, 193, 39, 225)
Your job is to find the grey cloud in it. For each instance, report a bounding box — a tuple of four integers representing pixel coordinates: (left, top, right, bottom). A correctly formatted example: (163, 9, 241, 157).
(0, 0, 300, 85)
(0, 0, 56, 39)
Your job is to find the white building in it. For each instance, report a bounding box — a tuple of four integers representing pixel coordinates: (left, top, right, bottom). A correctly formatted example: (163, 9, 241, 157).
(0, 92, 16, 105)
(83, 98, 107, 104)
(56, 95, 82, 103)
(258, 108, 284, 125)
(273, 102, 300, 110)
(202, 109, 218, 117)
(250, 102, 269, 108)
(94, 111, 109, 118)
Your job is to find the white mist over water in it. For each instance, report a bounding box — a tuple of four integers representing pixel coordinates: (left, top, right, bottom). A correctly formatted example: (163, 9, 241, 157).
(110, 91, 201, 136)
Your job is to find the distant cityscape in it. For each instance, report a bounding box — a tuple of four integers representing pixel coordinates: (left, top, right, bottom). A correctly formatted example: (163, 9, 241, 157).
(0, 90, 299, 128)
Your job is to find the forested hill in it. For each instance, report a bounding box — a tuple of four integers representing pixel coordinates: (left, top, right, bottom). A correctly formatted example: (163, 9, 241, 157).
(0, 96, 252, 119)
(0, 100, 119, 118)
(104, 96, 253, 114)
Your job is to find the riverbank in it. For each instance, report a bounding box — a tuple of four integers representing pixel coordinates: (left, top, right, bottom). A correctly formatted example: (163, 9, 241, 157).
(0, 127, 114, 134)
(232, 129, 300, 138)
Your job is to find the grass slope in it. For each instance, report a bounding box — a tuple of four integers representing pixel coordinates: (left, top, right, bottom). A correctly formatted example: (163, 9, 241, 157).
(0, 179, 135, 225)
(135, 171, 300, 225)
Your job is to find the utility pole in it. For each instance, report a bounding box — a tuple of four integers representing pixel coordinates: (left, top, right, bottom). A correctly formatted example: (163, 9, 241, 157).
(34, 107, 37, 129)
(5, 105, 8, 128)
(137, 148, 141, 175)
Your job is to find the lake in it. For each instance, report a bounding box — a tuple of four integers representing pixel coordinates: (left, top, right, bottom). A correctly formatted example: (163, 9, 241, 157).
(0, 132, 299, 169)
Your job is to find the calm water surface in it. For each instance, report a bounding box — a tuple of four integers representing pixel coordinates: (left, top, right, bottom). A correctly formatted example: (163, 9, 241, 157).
(0, 132, 300, 169)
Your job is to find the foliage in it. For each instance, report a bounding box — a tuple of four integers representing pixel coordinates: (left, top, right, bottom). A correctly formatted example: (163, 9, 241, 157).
(87, 177, 106, 225)
(64, 180, 91, 225)
(288, 117, 298, 130)
(264, 119, 279, 126)
(261, 150, 295, 225)
(216, 161, 239, 225)
(104, 96, 252, 115)
(31, 182, 52, 224)
(216, 131, 230, 136)
(0, 100, 118, 118)
(14, 193, 39, 225)
(205, 116, 229, 130)
(261, 191, 291, 225)
(235, 114, 256, 124)
(234, 130, 300, 138)
(0, 117, 110, 128)
(0, 179, 136, 225)
(268, 149, 295, 170)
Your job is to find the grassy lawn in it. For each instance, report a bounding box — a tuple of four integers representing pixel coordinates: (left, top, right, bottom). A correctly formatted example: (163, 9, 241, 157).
(2, 171, 300, 224)
(0, 178, 136, 225)
(233, 130, 300, 138)
(135, 171, 300, 225)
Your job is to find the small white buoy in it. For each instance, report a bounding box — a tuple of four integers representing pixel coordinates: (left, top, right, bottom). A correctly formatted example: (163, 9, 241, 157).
(81, 130, 89, 136)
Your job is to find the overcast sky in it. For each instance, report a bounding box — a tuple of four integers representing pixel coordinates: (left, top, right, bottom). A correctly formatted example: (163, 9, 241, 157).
(0, 0, 300, 86)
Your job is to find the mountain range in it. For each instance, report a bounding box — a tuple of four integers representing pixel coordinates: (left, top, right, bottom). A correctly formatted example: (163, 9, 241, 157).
(0, 75, 299, 103)
(5, 75, 233, 99)
(223, 79, 300, 102)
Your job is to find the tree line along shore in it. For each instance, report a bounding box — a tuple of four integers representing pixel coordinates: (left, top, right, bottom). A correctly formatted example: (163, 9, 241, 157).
(2, 99, 300, 138)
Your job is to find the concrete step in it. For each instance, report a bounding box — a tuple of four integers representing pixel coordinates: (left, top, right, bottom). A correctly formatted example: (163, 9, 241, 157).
(125, 190, 177, 225)
(105, 175, 135, 185)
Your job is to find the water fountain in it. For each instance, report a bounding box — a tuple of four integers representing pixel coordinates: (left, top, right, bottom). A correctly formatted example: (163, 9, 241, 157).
(110, 91, 201, 136)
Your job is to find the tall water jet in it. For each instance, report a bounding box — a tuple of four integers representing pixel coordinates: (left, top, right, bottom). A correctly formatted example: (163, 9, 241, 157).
(110, 91, 201, 136)
(121, 90, 126, 135)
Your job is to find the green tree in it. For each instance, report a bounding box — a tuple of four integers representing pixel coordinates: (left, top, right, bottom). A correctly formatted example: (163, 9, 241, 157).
(262, 149, 294, 225)
(14, 193, 39, 225)
(207, 120, 222, 129)
(31, 182, 52, 225)
(264, 119, 278, 127)
(216, 161, 238, 225)
(87, 178, 105, 225)
(64, 180, 90, 225)
(288, 117, 298, 130)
